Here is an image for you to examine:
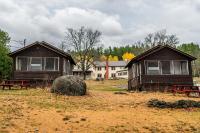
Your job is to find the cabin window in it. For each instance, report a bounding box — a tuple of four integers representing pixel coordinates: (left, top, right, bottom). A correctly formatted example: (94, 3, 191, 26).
(174, 61, 188, 75)
(16, 56, 59, 71)
(161, 61, 171, 74)
(63, 59, 70, 74)
(145, 60, 189, 75)
(45, 58, 54, 70)
(30, 58, 42, 71)
(146, 61, 160, 75)
(45, 57, 59, 71)
(17, 57, 28, 71)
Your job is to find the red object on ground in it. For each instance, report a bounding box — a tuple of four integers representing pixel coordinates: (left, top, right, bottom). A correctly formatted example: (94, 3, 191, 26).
(172, 85, 200, 97)
(0, 80, 30, 90)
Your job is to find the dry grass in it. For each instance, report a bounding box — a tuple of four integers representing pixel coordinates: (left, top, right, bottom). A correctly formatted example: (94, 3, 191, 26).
(0, 79, 200, 133)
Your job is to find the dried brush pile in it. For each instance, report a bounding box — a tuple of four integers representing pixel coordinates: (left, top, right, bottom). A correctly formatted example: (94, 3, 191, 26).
(148, 99, 200, 108)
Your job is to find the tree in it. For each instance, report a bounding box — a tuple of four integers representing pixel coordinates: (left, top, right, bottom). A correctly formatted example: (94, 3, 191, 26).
(177, 43, 200, 76)
(113, 56, 119, 61)
(122, 52, 135, 61)
(99, 55, 107, 61)
(0, 29, 12, 80)
(108, 55, 113, 61)
(58, 41, 67, 51)
(144, 29, 179, 47)
(65, 26, 101, 80)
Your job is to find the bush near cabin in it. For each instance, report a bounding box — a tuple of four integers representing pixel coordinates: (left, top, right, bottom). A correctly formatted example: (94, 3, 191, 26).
(148, 99, 200, 108)
(0, 29, 12, 80)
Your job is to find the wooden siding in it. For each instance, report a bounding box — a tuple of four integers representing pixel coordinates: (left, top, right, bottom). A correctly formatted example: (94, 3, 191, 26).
(13, 71, 61, 80)
(128, 47, 195, 91)
(141, 75, 193, 85)
(11, 44, 73, 80)
(143, 48, 190, 60)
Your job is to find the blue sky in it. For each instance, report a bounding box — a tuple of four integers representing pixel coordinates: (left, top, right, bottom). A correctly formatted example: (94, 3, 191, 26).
(0, 0, 200, 50)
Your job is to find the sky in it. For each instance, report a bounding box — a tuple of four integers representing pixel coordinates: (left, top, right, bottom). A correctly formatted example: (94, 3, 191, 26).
(0, 0, 200, 50)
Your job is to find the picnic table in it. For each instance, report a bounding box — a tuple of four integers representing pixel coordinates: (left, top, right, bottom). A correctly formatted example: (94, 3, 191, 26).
(172, 85, 200, 97)
(0, 80, 30, 90)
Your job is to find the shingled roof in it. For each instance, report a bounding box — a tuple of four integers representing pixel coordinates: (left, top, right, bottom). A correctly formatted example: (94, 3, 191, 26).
(125, 45, 196, 68)
(10, 41, 76, 65)
(94, 61, 127, 67)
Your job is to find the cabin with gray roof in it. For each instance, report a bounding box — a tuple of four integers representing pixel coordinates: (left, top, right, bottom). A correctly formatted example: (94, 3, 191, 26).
(125, 45, 196, 91)
(10, 41, 75, 82)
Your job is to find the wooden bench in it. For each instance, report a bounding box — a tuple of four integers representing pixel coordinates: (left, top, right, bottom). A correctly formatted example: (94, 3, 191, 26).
(0, 80, 30, 90)
(0, 84, 14, 90)
(19, 84, 29, 89)
(172, 85, 200, 97)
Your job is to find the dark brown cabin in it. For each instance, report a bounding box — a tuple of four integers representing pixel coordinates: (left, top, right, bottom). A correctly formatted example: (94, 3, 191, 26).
(10, 41, 75, 82)
(126, 45, 196, 91)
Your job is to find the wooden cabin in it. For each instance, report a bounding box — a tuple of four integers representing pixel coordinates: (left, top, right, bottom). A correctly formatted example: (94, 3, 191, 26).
(10, 41, 75, 82)
(125, 45, 196, 91)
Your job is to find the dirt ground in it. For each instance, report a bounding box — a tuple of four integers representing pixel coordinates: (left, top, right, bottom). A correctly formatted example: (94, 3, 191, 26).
(0, 79, 200, 133)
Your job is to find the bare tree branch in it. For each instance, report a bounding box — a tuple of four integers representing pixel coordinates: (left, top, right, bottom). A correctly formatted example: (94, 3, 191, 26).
(144, 29, 179, 47)
(65, 26, 102, 79)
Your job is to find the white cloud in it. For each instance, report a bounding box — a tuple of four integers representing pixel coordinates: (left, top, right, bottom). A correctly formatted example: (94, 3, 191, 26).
(0, 0, 200, 50)
(0, 0, 123, 49)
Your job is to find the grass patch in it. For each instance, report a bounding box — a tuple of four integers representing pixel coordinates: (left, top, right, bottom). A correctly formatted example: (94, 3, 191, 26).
(96, 87, 126, 92)
(0, 79, 200, 132)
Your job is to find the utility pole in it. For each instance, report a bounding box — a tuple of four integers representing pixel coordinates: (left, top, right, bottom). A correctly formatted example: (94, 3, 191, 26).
(23, 39, 26, 47)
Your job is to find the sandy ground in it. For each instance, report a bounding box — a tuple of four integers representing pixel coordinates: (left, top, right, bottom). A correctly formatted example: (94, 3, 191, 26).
(0, 80, 200, 133)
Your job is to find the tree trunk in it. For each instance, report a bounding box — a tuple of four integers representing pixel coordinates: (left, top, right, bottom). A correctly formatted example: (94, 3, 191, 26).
(83, 72, 86, 80)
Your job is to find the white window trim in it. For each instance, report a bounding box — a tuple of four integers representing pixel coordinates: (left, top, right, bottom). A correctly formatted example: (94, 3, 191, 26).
(146, 60, 160, 75)
(160, 60, 173, 75)
(30, 57, 43, 71)
(44, 57, 59, 71)
(144, 60, 189, 75)
(16, 56, 60, 71)
(173, 60, 189, 75)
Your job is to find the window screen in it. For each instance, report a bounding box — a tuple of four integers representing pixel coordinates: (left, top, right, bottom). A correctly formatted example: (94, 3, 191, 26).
(174, 61, 188, 75)
(30, 58, 42, 71)
(17, 57, 28, 71)
(174, 61, 181, 74)
(45, 58, 55, 70)
(180, 61, 188, 75)
(55, 58, 59, 70)
(161, 61, 171, 74)
(147, 61, 160, 75)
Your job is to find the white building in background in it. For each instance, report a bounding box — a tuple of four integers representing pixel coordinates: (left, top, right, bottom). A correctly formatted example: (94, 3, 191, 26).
(116, 69, 128, 79)
(72, 61, 128, 79)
